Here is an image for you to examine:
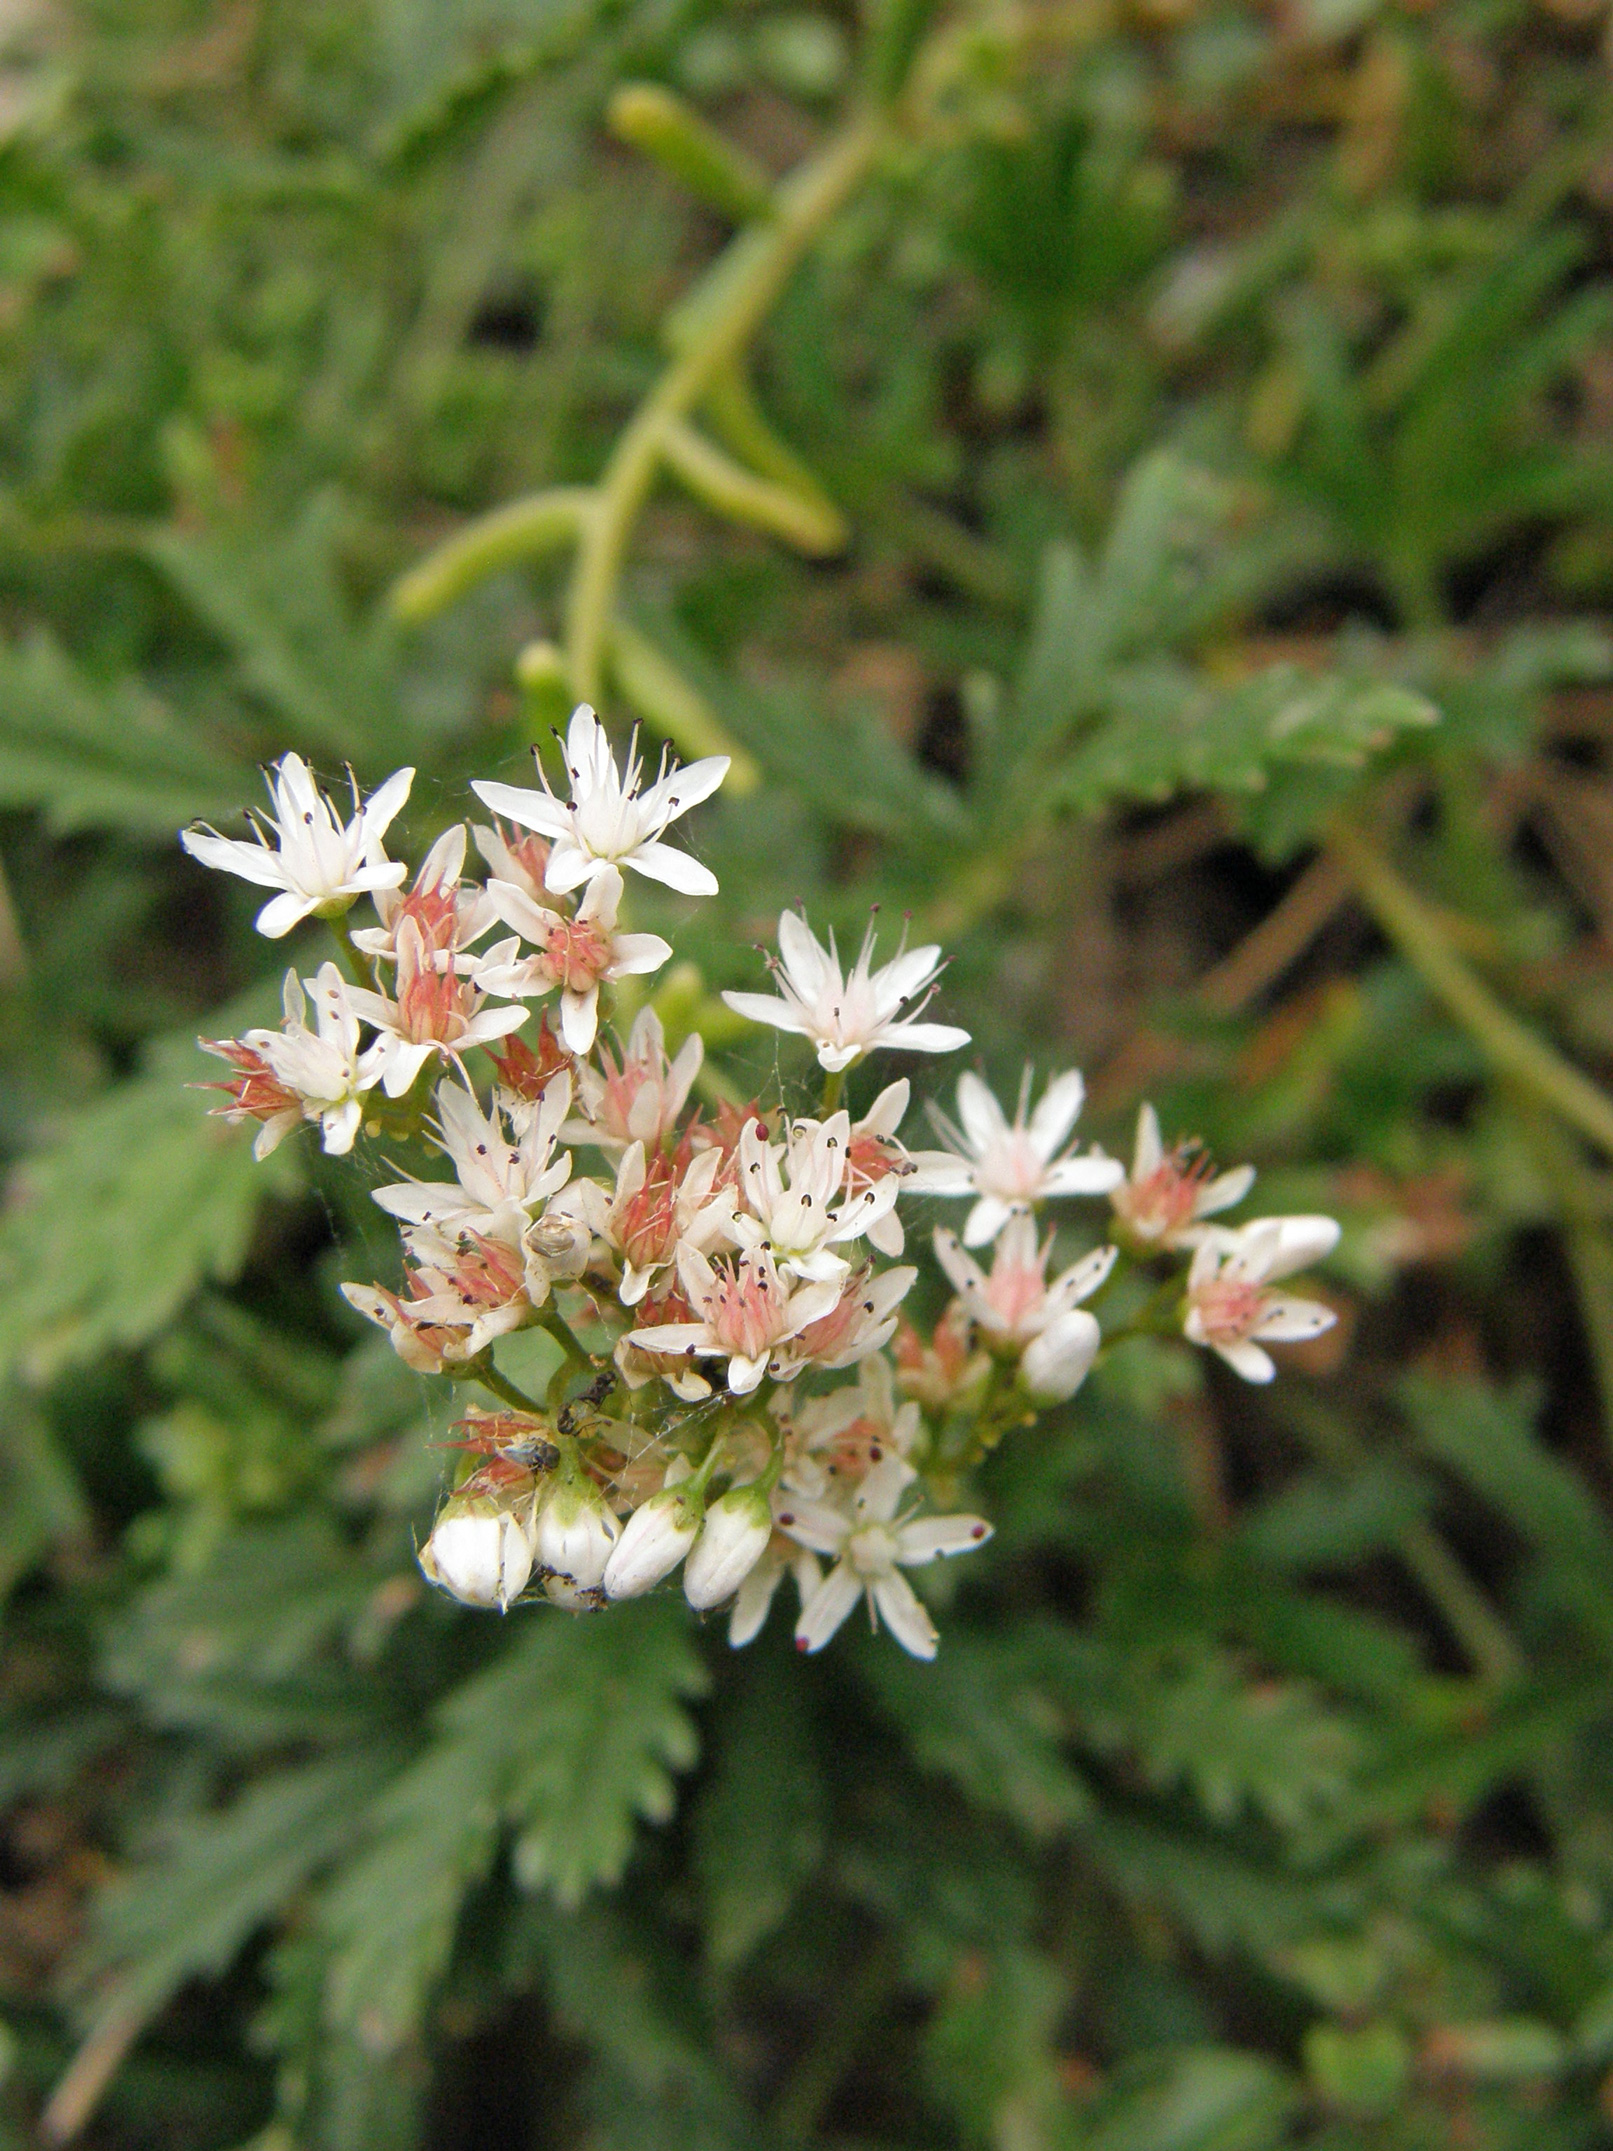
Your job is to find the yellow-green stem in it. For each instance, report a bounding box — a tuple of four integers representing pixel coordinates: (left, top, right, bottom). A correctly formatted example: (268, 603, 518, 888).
(326, 910, 371, 988)
(1328, 816, 1613, 1159)
(564, 114, 884, 703)
(468, 1360, 549, 1417)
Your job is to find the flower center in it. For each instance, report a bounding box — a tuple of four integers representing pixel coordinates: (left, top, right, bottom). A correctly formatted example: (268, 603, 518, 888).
(543, 915, 614, 993)
(707, 1253, 787, 1360)
(1192, 1277, 1268, 1345)
(208, 1043, 299, 1123)
(978, 1131, 1045, 1203)
(397, 960, 468, 1043)
(794, 1275, 865, 1360)
(618, 1160, 679, 1269)
(397, 885, 461, 960)
(845, 1522, 897, 1578)
(1115, 1146, 1214, 1238)
(984, 1259, 1047, 1334)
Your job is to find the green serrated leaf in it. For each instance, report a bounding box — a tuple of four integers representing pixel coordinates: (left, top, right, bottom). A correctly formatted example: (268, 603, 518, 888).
(0, 631, 254, 835)
(692, 1657, 825, 1972)
(0, 1010, 297, 1385)
(1056, 664, 1437, 814)
(1081, 2048, 1298, 2151)
(141, 496, 400, 761)
(860, 1624, 1092, 1838)
(322, 1602, 706, 2049)
(925, 1945, 1075, 2150)
(69, 1749, 400, 2038)
(0, 1386, 87, 1598)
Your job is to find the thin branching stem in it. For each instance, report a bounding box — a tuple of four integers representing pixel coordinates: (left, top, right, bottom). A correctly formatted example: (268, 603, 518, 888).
(469, 1360, 549, 1417)
(563, 114, 884, 703)
(1328, 815, 1613, 1158)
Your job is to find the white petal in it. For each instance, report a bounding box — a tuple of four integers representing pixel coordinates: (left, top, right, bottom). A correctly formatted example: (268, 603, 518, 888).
(256, 889, 318, 938)
(1042, 1154, 1125, 1197)
(815, 1039, 863, 1073)
(485, 878, 557, 944)
(358, 766, 415, 847)
(1049, 1244, 1118, 1307)
(727, 1352, 770, 1395)
(895, 1515, 992, 1564)
(794, 1562, 863, 1653)
(1021, 1309, 1101, 1402)
(728, 1557, 783, 1648)
(180, 829, 292, 889)
(962, 1195, 1014, 1248)
(1261, 1215, 1342, 1281)
(1216, 1338, 1276, 1382)
(625, 1320, 709, 1355)
(629, 840, 719, 896)
(1028, 1070, 1086, 1157)
(860, 1079, 910, 1138)
(321, 1098, 363, 1156)
(541, 842, 598, 894)
(610, 933, 673, 977)
(1251, 1294, 1336, 1343)
(721, 990, 805, 1036)
(870, 1571, 938, 1660)
(931, 1227, 984, 1298)
(776, 910, 833, 998)
(1195, 1164, 1255, 1218)
(773, 1496, 850, 1558)
(955, 1073, 1006, 1155)
(470, 779, 569, 840)
(876, 939, 944, 997)
(560, 985, 600, 1055)
(647, 750, 729, 813)
(1133, 1102, 1163, 1177)
(382, 1042, 435, 1098)
(878, 1019, 971, 1056)
(853, 1454, 914, 1526)
(902, 1149, 974, 1195)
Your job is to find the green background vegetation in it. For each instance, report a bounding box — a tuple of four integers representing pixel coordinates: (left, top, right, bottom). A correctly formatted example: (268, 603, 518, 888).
(2, 0, 1613, 2144)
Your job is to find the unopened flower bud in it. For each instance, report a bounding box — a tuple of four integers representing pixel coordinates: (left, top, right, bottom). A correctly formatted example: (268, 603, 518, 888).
(535, 1473, 619, 1591)
(1020, 1308, 1101, 1404)
(602, 1485, 701, 1598)
(684, 1482, 773, 1609)
(419, 1496, 534, 1610)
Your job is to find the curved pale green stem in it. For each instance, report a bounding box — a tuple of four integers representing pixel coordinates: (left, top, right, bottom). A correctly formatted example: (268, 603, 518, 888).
(325, 910, 372, 988)
(467, 1359, 549, 1416)
(391, 488, 593, 623)
(563, 114, 884, 704)
(661, 417, 847, 555)
(1328, 815, 1613, 1157)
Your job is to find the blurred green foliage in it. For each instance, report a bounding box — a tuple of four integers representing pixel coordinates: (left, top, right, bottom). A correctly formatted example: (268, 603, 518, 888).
(2, 0, 1613, 2146)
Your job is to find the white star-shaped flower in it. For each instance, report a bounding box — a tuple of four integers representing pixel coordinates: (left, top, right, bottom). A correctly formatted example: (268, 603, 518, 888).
(722, 911, 970, 1074)
(627, 1243, 842, 1396)
(471, 703, 727, 897)
(1182, 1215, 1339, 1382)
(908, 1068, 1123, 1246)
(371, 1075, 573, 1247)
(238, 963, 387, 1156)
(934, 1217, 1115, 1402)
(777, 1454, 992, 1660)
(181, 755, 414, 938)
(1110, 1103, 1254, 1249)
(474, 864, 671, 1054)
(730, 1110, 901, 1282)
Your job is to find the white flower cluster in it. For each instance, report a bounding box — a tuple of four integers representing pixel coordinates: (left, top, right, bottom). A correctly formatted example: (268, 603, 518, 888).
(184, 708, 1342, 1661)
